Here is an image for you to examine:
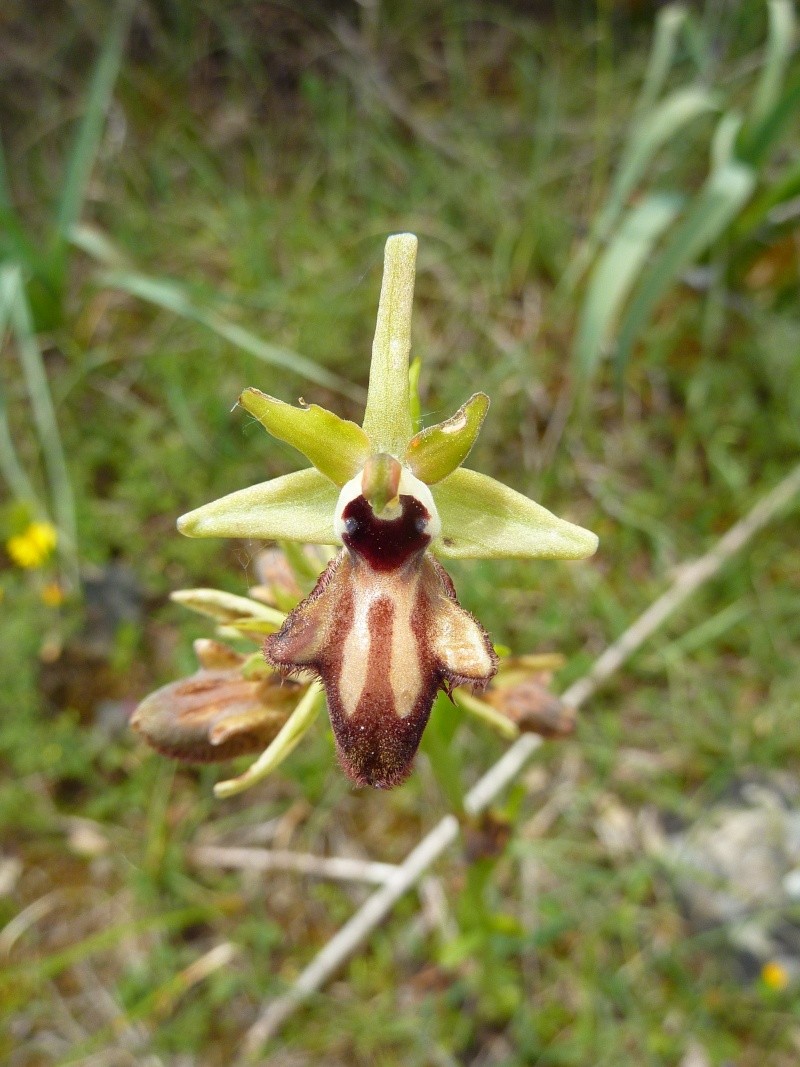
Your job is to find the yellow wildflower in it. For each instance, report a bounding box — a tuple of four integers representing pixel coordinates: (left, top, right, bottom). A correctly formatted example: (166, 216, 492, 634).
(41, 581, 65, 607)
(761, 961, 790, 991)
(6, 521, 58, 569)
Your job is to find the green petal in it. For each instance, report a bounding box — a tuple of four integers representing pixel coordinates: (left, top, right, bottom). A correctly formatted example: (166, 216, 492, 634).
(404, 392, 489, 484)
(361, 233, 417, 455)
(214, 680, 325, 797)
(432, 467, 599, 560)
(170, 588, 285, 627)
(239, 387, 370, 487)
(177, 467, 339, 544)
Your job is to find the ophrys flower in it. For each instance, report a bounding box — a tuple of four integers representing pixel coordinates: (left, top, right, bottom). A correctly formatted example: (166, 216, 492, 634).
(177, 234, 598, 790)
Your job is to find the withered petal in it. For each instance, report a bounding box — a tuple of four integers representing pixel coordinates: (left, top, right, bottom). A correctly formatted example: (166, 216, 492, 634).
(131, 669, 301, 763)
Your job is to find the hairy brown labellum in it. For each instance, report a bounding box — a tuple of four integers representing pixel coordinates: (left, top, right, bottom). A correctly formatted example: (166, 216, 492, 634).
(266, 491, 497, 789)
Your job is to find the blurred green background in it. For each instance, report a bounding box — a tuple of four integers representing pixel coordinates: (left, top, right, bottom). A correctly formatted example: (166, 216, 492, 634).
(2, 1, 800, 1063)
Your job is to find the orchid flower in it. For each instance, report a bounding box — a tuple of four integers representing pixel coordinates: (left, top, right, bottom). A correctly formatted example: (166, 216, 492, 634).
(174, 234, 598, 792)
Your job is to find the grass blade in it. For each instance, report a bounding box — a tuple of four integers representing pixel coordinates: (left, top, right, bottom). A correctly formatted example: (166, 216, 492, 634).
(636, 4, 690, 117)
(100, 269, 365, 401)
(0, 267, 79, 583)
(574, 193, 683, 380)
(749, 0, 796, 128)
(0, 282, 41, 507)
(614, 159, 756, 375)
(54, 0, 136, 240)
(563, 87, 717, 292)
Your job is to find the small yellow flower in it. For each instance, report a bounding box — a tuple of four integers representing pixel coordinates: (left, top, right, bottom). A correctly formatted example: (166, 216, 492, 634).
(41, 581, 65, 607)
(6, 521, 58, 569)
(761, 960, 790, 991)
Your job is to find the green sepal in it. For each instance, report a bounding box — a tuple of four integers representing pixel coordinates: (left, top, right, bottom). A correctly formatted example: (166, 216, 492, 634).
(214, 680, 325, 797)
(404, 392, 489, 485)
(239, 387, 370, 487)
(432, 467, 599, 560)
(177, 467, 339, 544)
(170, 588, 286, 627)
(361, 233, 417, 455)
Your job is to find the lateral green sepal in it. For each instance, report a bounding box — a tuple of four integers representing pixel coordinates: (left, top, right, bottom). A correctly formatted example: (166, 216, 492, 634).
(177, 467, 339, 544)
(404, 392, 489, 484)
(239, 387, 370, 487)
(432, 467, 599, 560)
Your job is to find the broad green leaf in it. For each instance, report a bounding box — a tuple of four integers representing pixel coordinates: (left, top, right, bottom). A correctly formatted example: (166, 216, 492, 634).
(214, 681, 325, 797)
(361, 233, 417, 454)
(574, 193, 682, 380)
(749, 0, 796, 128)
(405, 392, 490, 484)
(739, 69, 800, 167)
(432, 467, 598, 560)
(55, 0, 135, 240)
(239, 387, 370, 487)
(734, 154, 800, 237)
(0, 275, 40, 508)
(100, 269, 363, 400)
(170, 588, 285, 627)
(615, 159, 756, 373)
(177, 467, 339, 544)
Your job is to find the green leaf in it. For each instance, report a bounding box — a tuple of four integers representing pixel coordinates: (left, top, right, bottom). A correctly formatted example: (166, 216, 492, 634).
(214, 681, 325, 797)
(177, 467, 339, 544)
(574, 193, 683, 380)
(239, 387, 370, 487)
(749, 0, 796, 129)
(361, 233, 417, 454)
(0, 267, 78, 584)
(432, 467, 599, 560)
(636, 4, 690, 116)
(405, 392, 490, 484)
(55, 0, 135, 240)
(614, 158, 756, 373)
(100, 269, 363, 400)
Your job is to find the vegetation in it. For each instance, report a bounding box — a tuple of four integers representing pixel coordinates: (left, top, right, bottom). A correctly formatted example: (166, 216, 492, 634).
(1, 2, 799, 1063)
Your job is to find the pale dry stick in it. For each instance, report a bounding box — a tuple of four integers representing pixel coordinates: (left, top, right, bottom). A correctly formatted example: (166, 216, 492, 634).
(240, 460, 800, 1060)
(191, 845, 400, 887)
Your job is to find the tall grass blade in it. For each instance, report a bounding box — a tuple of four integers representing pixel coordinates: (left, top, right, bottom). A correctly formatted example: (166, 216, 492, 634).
(574, 193, 683, 380)
(0, 267, 79, 583)
(739, 70, 800, 167)
(563, 87, 717, 292)
(614, 160, 756, 375)
(0, 131, 14, 216)
(100, 269, 365, 400)
(750, 0, 796, 128)
(0, 284, 41, 508)
(54, 0, 136, 241)
(636, 4, 690, 116)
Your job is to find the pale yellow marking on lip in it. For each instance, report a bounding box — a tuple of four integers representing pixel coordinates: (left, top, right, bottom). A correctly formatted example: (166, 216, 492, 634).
(339, 583, 377, 718)
(388, 574, 422, 719)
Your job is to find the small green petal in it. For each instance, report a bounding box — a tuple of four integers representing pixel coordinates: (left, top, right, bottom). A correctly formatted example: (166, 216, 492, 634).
(170, 588, 285, 627)
(404, 392, 490, 484)
(432, 467, 599, 560)
(361, 233, 417, 455)
(214, 680, 325, 797)
(239, 387, 370, 487)
(177, 467, 339, 544)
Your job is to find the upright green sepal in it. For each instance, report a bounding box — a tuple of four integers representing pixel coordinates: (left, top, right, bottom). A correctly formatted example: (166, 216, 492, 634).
(361, 233, 417, 455)
(239, 387, 370, 487)
(405, 392, 490, 485)
(432, 467, 599, 560)
(177, 467, 339, 544)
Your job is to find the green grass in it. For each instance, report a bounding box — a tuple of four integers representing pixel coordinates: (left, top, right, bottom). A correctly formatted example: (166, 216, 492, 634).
(1, 2, 800, 1064)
